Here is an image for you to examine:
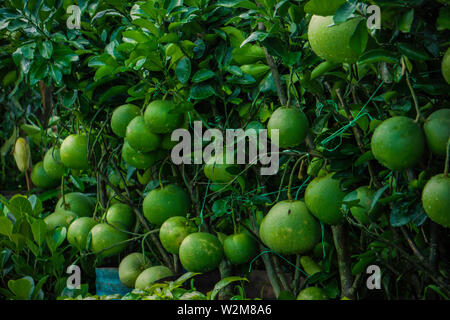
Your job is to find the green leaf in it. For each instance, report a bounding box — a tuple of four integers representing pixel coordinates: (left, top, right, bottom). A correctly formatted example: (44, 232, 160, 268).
(398, 9, 414, 33)
(7, 195, 32, 218)
(397, 43, 430, 61)
(217, 0, 258, 10)
(176, 57, 191, 84)
(192, 69, 215, 83)
(189, 84, 216, 100)
(240, 31, 267, 48)
(52, 226, 67, 248)
(357, 49, 399, 65)
(8, 276, 34, 300)
(0, 216, 13, 237)
(437, 7, 450, 31)
(350, 20, 368, 55)
(31, 219, 46, 247)
(333, 0, 357, 24)
(210, 276, 248, 300)
(38, 40, 53, 59)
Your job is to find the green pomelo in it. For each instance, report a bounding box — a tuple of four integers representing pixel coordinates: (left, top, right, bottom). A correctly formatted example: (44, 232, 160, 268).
(259, 200, 321, 254)
(30, 161, 59, 189)
(179, 232, 224, 273)
(308, 15, 363, 63)
(106, 203, 135, 231)
(223, 233, 258, 265)
(240, 64, 270, 81)
(43, 147, 65, 179)
(442, 47, 450, 84)
(304, 0, 346, 16)
(421, 174, 450, 228)
(125, 115, 161, 152)
(300, 256, 323, 276)
(44, 210, 78, 232)
(90, 223, 129, 257)
(267, 107, 309, 148)
(142, 184, 190, 226)
(111, 104, 141, 138)
(134, 266, 174, 290)
(144, 100, 182, 134)
(67, 217, 98, 250)
(304, 173, 346, 225)
(60, 134, 90, 170)
(344, 186, 381, 224)
(159, 216, 196, 254)
(121, 140, 157, 170)
(118, 253, 151, 288)
(55, 192, 95, 217)
(203, 153, 240, 183)
(297, 287, 328, 300)
(232, 45, 266, 65)
(371, 116, 425, 170)
(424, 109, 450, 157)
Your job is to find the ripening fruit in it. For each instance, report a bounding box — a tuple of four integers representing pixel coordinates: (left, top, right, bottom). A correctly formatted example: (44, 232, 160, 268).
(421, 174, 450, 228)
(118, 253, 151, 288)
(90, 223, 129, 258)
(343, 186, 381, 224)
(67, 217, 98, 250)
(423, 109, 450, 157)
(267, 107, 309, 148)
(305, 173, 346, 225)
(44, 210, 78, 232)
(144, 100, 183, 134)
(308, 15, 363, 64)
(121, 140, 158, 170)
(30, 161, 59, 189)
(134, 266, 173, 290)
(125, 116, 161, 152)
(110, 104, 141, 138)
(13, 137, 30, 172)
(55, 192, 95, 217)
(442, 48, 450, 84)
(203, 152, 240, 183)
(106, 203, 135, 231)
(159, 216, 196, 254)
(179, 232, 224, 273)
(371, 116, 425, 171)
(223, 233, 258, 265)
(43, 147, 65, 179)
(259, 200, 321, 254)
(304, 0, 346, 16)
(297, 287, 328, 300)
(142, 184, 190, 226)
(60, 134, 90, 170)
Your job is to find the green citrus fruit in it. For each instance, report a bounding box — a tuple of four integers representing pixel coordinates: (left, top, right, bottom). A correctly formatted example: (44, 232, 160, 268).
(259, 200, 321, 254)
(143, 184, 190, 226)
(240, 64, 270, 81)
(223, 233, 258, 265)
(300, 256, 323, 276)
(144, 100, 183, 134)
(121, 140, 158, 169)
(305, 173, 346, 225)
(67, 217, 98, 250)
(442, 48, 450, 84)
(44, 210, 78, 232)
(179, 232, 224, 273)
(118, 253, 151, 288)
(267, 107, 309, 148)
(424, 109, 450, 157)
(43, 147, 65, 179)
(90, 223, 129, 257)
(421, 174, 450, 227)
(106, 203, 135, 231)
(111, 104, 141, 137)
(232, 45, 266, 65)
(344, 186, 381, 224)
(159, 216, 196, 254)
(134, 266, 174, 290)
(371, 116, 425, 170)
(304, 0, 346, 16)
(308, 15, 363, 63)
(297, 287, 328, 300)
(204, 152, 240, 183)
(60, 134, 90, 170)
(161, 133, 178, 150)
(55, 192, 95, 217)
(125, 115, 161, 152)
(30, 161, 59, 189)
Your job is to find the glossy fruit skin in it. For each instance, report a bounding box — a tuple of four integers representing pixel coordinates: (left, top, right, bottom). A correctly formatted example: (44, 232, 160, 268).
(125, 116, 161, 152)
(305, 173, 345, 225)
(371, 116, 425, 170)
(442, 48, 450, 84)
(297, 287, 328, 300)
(134, 266, 174, 290)
(344, 186, 381, 224)
(232, 45, 266, 65)
(308, 15, 362, 64)
(118, 253, 151, 288)
(55, 192, 95, 217)
(44, 210, 78, 232)
(90, 223, 129, 258)
(60, 134, 90, 170)
(67, 217, 98, 250)
(203, 153, 239, 183)
(304, 0, 346, 16)
(121, 140, 157, 169)
(223, 233, 258, 265)
(30, 161, 59, 189)
(259, 200, 321, 254)
(422, 174, 450, 227)
(179, 232, 224, 273)
(159, 216, 196, 254)
(111, 104, 141, 137)
(43, 147, 65, 179)
(143, 184, 190, 226)
(144, 100, 182, 134)
(106, 203, 135, 231)
(424, 109, 450, 157)
(267, 107, 309, 148)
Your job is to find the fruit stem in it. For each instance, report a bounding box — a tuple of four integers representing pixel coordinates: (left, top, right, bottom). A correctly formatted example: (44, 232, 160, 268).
(24, 168, 31, 192)
(331, 225, 354, 299)
(404, 64, 422, 123)
(287, 156, 305, 201)
(444, 138, 449, 177)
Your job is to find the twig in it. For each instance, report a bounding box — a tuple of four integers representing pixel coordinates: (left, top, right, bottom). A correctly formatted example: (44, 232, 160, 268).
(332, 224, 354, 299)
